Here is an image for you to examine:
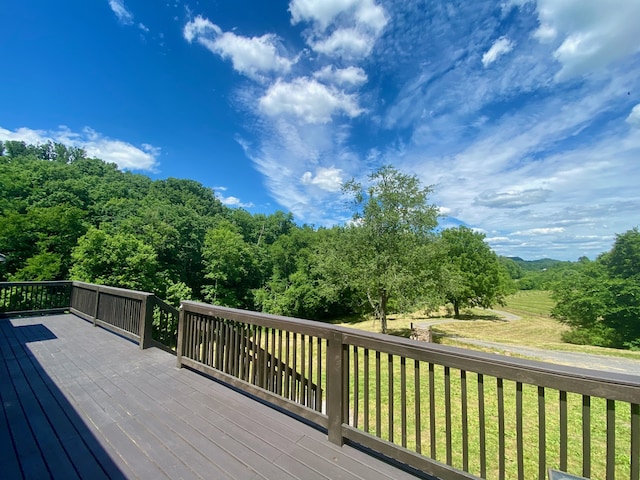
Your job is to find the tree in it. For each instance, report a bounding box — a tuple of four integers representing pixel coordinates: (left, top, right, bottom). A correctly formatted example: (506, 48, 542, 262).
(326, 165, 440, 333)
(201, 220, 258, 308)
(440, 227, 509, 318)
(552, 228, 640, 348)
(70, 227, 159, 292)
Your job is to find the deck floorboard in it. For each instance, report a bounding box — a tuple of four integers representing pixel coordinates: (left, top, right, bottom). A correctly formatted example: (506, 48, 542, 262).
(1, 314, 426, 480)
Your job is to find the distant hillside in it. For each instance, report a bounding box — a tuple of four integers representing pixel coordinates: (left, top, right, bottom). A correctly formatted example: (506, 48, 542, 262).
(504, 257, 569, 271)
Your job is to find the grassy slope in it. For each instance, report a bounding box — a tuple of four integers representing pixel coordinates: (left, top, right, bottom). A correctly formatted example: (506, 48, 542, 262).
(337, 290, 640, 361)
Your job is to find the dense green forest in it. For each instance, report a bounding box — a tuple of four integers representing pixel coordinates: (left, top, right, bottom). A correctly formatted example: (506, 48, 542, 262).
(0, 140, 510, 328)
(1, 140, 638, 347)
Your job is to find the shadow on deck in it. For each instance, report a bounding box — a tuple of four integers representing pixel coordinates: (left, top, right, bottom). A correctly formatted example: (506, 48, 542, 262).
(1, 314, 424, 480)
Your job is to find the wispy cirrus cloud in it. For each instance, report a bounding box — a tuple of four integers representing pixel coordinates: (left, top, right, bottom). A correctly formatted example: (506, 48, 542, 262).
(108, 0, 133, 25)
(0, 126, 159, 171)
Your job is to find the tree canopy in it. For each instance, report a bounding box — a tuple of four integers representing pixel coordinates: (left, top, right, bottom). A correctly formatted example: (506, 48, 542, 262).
(323, 166, 441, 333)
(552, 228, 640, 349)
(440, 226, 510, 318)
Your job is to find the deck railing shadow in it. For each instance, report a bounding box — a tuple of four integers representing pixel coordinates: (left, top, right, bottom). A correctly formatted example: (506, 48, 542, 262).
(0, 318, 128, 479)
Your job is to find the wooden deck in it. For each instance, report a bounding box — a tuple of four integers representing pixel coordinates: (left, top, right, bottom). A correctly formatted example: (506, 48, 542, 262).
(1, 314, 427, 480)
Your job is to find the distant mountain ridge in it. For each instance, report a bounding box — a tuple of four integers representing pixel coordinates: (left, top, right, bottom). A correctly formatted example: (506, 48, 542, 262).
(504, 257, 569, 271)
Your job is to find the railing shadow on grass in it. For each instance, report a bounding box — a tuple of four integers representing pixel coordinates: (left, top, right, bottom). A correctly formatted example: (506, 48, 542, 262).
(0, 318, 128, 479)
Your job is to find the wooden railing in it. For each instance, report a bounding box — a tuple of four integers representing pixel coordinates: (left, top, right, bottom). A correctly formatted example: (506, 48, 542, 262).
(151, 297, 179, 352)
(178, 301, 640, 480)
(0, 282, 71, 316)
(0, 281, 72, 317)
(70, 281, 154, 348)
(1, 281, 179, 352)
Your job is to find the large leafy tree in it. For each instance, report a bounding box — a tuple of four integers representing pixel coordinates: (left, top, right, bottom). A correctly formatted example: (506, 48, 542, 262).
(327, 165, 440, 333)
(70, 227, 159, 292)
(201, 220, 258, 308)
(552, 228, 640, 348)
(440, 226, 509, 318)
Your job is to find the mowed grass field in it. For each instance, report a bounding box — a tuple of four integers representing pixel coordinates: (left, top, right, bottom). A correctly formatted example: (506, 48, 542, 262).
(333, 290, 639, 479)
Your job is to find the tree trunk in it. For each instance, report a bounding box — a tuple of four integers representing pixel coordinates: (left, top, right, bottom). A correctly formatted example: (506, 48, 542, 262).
(453, 300, 460, 319)
(380, 293, 388, 334)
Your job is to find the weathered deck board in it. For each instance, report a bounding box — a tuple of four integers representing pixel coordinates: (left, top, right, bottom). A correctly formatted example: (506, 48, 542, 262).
(1, 314, 428, 480)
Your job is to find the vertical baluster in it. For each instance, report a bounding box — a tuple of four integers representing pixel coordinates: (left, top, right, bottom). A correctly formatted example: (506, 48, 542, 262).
(631, 403, 639, 480)
(498, 378, 505, 480)
(251, 326, 258, 385)
(461, 370, 468, 472)
(582, 395, 591, 479)
(538, 386, 546, 480)
(388, 353, 394, 443)
(376, 350, 381, 437)
(291, 332, 298, 401)
(277, 330, 283, 395)
(353, 345, 359, 428)
(300, 334, 306, 405)
(445, 366, 452, 465)
(269, 327, 276, 391)
(307, 335, 313, 407)
(262, 327, 270, 389)
(238, 325, 246, 379)
(415, 360, 421, 454)
(478, 374, 486, 479)
(429, 363, 436, 459)
(233, 322, 242, 378)
(516, 382, 523, 479)
(256, 327, 263, 387)
(225, 321, 233, 374)
(401, 356, 407, 448)
(316, 337, 322, 412)
(560, 390, 568, 472)
(606, 399, 615, 480)
(284, 331, 291, 399)
(364, 348, 370, 432)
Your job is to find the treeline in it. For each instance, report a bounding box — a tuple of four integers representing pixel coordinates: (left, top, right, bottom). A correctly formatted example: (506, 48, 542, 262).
(0, 141, 511, 330)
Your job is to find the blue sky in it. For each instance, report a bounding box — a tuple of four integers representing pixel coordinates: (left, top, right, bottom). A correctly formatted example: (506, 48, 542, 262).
(1, 0, 639, 261)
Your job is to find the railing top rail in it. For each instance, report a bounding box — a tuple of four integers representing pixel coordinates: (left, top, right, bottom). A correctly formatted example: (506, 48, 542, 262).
(182, 300, 640, 403)
(182, 301, 332, 338)
(154, 296, 179, 316)
(72, 281, 153, 301)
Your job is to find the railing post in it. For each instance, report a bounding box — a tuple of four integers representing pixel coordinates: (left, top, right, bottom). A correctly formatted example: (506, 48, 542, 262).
(92, 286, 100, 326)
(139, 294, 154, 349)
(176, 303, 185, 368)
(327, 330, 346, 446)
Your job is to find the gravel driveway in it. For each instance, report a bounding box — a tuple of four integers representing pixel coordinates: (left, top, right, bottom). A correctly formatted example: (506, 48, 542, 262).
(416, 310, 640, 376)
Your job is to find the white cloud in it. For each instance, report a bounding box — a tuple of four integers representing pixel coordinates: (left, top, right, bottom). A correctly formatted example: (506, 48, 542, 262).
(311, 28, 372, 59)
(531, 0, 640, 80)
(313, 65, 368, 86)
(108, 0, 134, 25)
(475, 189, 551, 208)
(213, 187, 255, 208)
(301, 166, 344, 191)
(289, 0, 385, 33)
(259, 78, 363, 123)
(512, 228, 565, 236)
(0, 126, 159, 171)
(482, 36, 514, 67)
(290, 0, 387, 59)
(183, 16, 293, 80)
(627, 104, 640, 128)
